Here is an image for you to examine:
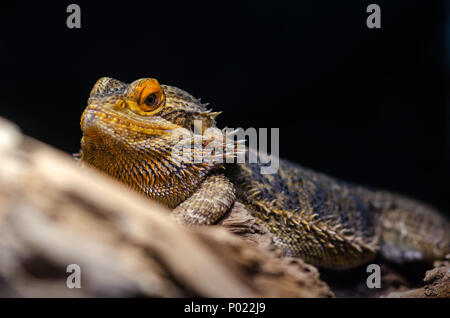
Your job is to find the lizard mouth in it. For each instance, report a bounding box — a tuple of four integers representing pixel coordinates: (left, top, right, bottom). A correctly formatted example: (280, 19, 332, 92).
(81, 104, 179, 141)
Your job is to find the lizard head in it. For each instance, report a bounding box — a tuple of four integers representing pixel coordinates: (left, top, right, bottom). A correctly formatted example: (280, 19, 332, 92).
(82, 77, 221, 140)
(80, 77, 229, 207)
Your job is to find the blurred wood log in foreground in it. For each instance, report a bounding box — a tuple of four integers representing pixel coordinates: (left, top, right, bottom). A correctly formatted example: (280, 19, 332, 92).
(0, 117, 332, 297)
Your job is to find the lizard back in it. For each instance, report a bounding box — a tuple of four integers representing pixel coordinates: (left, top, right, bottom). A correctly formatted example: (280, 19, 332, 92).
(227, 154, 450, 269)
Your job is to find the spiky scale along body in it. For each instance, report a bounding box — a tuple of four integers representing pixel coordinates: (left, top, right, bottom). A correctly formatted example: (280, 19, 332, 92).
(80, 77, 450, 270)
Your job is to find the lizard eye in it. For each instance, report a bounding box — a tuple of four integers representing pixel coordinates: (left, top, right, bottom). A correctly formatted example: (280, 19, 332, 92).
(141, 93, 161, 112)
(136, 79, 166, 114)
(144, 94, 158, 108)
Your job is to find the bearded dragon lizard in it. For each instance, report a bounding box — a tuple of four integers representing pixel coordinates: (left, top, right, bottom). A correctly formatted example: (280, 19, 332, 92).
(79, 77, 450, 269)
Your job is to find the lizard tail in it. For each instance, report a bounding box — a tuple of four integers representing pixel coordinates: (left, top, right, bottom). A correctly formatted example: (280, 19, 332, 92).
(375, 193, 450, 264)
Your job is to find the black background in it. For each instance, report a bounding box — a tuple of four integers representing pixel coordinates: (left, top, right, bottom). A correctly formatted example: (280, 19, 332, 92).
(0, 1, 448, 212)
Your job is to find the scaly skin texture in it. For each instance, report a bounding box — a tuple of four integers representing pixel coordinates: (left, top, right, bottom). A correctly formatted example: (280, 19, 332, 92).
(80, 77, 450, 270)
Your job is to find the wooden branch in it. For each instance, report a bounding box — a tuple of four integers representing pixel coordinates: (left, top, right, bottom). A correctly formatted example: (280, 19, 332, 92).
(383, 261, 450, 298)
(0, 117, 332, 298)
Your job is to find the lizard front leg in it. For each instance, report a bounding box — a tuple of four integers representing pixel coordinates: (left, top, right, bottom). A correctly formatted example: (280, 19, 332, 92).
(171, 174, 235, 226)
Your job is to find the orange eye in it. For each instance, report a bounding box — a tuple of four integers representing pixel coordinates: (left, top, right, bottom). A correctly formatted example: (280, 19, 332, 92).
(135, 78, 165, 114)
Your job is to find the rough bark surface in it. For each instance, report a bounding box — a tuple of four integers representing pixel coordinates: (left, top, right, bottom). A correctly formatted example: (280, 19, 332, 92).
(382, 261, 450, 298)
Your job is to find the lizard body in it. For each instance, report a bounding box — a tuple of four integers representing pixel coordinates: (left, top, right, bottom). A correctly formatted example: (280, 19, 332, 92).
(80, 77, 450, 270)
